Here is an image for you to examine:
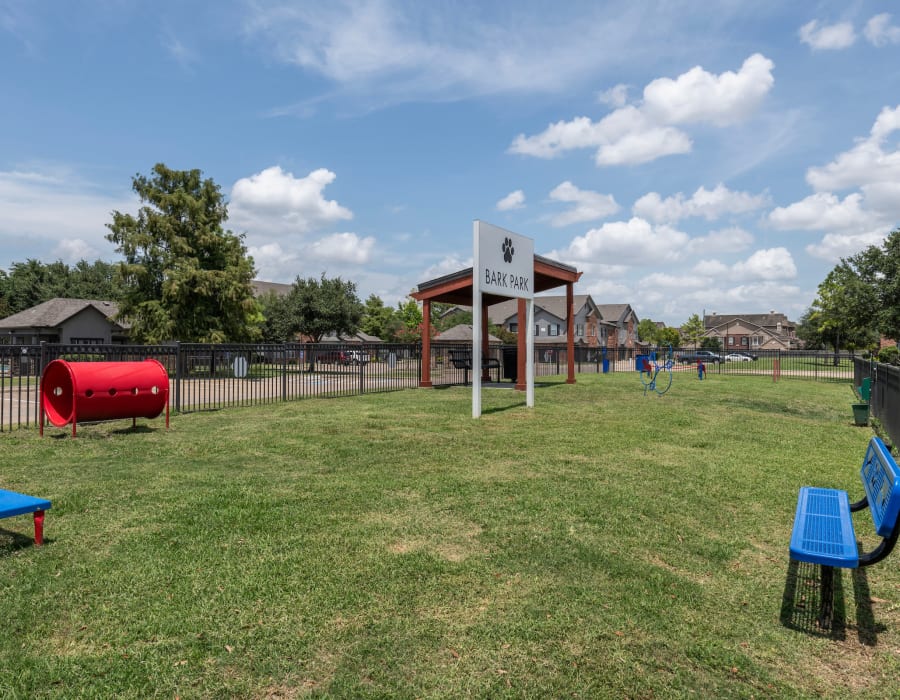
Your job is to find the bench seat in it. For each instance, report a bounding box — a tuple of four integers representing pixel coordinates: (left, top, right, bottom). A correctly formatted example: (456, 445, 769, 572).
(0, 489, 51, 546)
(787, 437, 900, 627)
(447, 350, 502, 383)
(789, 487, 858, 567)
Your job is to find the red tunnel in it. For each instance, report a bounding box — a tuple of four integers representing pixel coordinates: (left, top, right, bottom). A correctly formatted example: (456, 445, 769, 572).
(41, 359, 169, 436)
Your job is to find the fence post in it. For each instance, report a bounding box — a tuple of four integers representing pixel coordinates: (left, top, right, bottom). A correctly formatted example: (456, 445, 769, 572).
(174, 342, 182, 412)
(282, 344, 288, 401)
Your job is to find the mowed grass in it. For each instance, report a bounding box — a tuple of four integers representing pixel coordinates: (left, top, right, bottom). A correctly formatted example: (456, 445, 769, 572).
(2, 373, 898, 698)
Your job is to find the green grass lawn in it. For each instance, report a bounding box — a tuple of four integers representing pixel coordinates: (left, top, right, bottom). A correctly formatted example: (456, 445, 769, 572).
(2, 373, 897, 698)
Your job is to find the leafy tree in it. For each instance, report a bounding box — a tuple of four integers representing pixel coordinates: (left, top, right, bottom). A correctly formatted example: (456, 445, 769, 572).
(637, 318, 660, 344)
(657, 326, 682, 347)
(393, 298, 425, 342)
(0, 259, 125, 317)
(846, 228, 900, 342)
(806, 262, 878, 357)
(278, 274, 364, 344)
(681, 314, 705, 348)
(796, 309, 826, 350)
(360, 294, 399, 340)
(700, 336, 722, 351)
(433, 304, 472, 332)
(106, 163, 260, 343)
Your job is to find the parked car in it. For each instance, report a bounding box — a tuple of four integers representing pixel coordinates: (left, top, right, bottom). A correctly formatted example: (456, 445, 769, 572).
(346, 350, 370, 365)
(725, 353, 752, 362)
(677, 350, 724, 364)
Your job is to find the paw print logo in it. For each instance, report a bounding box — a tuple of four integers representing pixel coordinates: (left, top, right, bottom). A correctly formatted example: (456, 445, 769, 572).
(501, 237, 514, 263)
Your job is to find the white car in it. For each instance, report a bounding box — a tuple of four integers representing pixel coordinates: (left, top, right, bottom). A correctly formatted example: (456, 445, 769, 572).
(725, 353, 752, 362)
(346, 350, 370, 365)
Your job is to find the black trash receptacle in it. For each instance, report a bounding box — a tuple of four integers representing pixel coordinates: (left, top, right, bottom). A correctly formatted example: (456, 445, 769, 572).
(502, 346, 518, 382)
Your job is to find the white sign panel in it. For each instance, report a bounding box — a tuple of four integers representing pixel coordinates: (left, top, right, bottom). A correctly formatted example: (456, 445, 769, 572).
(476, 221, 534, 300)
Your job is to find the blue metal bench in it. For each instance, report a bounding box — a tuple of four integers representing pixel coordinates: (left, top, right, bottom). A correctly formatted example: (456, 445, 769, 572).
(0, 489, 51, 546)
(789, 437, 900, 627)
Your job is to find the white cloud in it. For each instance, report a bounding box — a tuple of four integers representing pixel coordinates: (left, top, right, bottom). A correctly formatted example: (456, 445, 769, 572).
(634, 183, 769, 223)
(597, 84, 629, 108)
(496, 190, 525, 211)
(805, 229, 890, 262)
(547, 181, 619, 227)
(242, 1, 675, 107)
(685, 227, 754, 255)
(799, 20, 856, 50)
(230, 165, 353, 236)
(420, 254, 472, 282)
(558, 217, 690, 266)
(53, 238, 99, 262)
(307, 232, 375, 264)
(247, 242, 298, 282)
(731, 247, 796, 280)
(864, 14, 900, 47)
(642, 53, 775, 127)
(806, 105, 900, 191)
(510, 54, 774, 166)
(0, 168, 134, 266)
(768, 192, 877, 232)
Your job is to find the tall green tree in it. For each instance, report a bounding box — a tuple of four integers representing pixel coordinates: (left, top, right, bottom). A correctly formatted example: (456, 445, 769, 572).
(360, 294, 399, 340)
(807, 261, 878, 354)
(106, 163, 260, 343)
(681, 313, 705, 348)
(658, 326, 682, 347)
(393, 298, 425, 342)
(637, 318, 660, 345)
(277, 274, 364, 344)
(846, 228, 900, 341)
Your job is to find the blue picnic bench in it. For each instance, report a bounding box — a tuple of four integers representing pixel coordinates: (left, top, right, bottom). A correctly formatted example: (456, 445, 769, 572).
(0, 489, 51, 546)
(789, 436, 900, 627)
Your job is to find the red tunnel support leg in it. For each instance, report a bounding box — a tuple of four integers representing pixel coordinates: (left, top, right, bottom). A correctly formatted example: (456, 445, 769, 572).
(33, 510, 45, 546)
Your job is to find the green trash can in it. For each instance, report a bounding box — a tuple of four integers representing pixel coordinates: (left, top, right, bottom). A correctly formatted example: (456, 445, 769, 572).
(852, 402, 869, 426)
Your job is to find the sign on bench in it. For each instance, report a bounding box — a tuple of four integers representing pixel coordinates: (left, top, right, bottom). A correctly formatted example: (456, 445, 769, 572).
(0, 489, 51, 546)
(788, 437, 900, 627)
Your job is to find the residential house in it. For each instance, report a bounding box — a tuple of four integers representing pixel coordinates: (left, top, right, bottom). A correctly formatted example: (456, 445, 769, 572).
(703, 311, 800, 351)
(443, 296, 639, 351)
(0, 298, 129, 345)
(595, 304, 640, 353)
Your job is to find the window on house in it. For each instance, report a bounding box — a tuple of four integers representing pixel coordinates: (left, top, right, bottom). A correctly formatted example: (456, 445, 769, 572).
(575, 324, 584, 337)
(548, 323, 560, 336)
(71, 338, 103, 344)
(728, 336, 735, 346)
(535, 324, 542, 336)
(751, 336, 761, 347)
(509, 323, 518, 333)
(741, 337, 749, 347)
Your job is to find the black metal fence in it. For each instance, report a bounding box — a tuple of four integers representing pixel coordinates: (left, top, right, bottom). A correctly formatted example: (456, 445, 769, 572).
(0, 341, 870, 432)
(1, 342, 421, 432)
(855, 356, 900, 449)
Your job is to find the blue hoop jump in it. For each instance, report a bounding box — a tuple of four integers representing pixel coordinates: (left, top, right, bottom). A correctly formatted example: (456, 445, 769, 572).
(639, 347, 674, 397)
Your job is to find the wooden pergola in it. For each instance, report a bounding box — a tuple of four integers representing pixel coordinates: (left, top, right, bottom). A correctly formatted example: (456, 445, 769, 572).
(411, 254, 582, 389)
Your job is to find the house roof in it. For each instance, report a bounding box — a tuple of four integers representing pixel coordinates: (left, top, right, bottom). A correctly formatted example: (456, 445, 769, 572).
(251, 280, 293, 297)
(704, 312, 794, 328)
(0, 298, 127, 330)
(450, 294, 597, 325)
(435, 324, 501, 343)
(595, 304, 635, 324)
(320, 331, 384, 343)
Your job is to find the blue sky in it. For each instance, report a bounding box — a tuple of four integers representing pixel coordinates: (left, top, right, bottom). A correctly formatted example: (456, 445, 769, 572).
(2, 1, 900, 325)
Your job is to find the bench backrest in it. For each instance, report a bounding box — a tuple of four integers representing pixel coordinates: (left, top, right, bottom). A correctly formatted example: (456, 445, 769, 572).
(448, 349, 471, 369)
(861, 437, 900, 537)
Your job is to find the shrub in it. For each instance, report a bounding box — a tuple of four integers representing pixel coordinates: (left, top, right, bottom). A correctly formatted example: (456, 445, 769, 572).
(878, 345, 900, 365)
